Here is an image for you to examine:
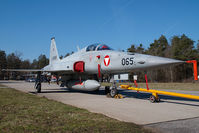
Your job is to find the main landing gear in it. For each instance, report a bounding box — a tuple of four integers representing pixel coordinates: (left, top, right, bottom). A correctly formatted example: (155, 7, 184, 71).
(35, 72, 41, 93)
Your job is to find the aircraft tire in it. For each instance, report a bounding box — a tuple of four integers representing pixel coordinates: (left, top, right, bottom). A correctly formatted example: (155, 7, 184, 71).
(149, 95, 156, 103)
(156, 97, 160, 102)
(105, 86, 110, 94)
(36, 83, 41, 93)
(110, 87, 118, 98)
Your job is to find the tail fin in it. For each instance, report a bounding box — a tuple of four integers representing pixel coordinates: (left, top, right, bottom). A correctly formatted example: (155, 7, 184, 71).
(50, 37, 60, 64)
(77, 45, 80, 51)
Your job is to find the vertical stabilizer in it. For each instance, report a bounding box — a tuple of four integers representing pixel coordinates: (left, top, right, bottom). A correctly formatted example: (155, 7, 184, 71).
(50, 37, 60, 64)
(77, 45, 80, 51)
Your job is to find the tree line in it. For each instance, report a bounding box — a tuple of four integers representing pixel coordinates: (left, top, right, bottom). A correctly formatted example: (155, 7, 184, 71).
(0, 34, 199, 82)
(0, 50, 73, 79)
(0, 52, 49, 79)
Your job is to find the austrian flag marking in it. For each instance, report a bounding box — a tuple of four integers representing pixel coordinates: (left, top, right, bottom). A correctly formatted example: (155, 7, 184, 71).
(104, 55, 110, 66)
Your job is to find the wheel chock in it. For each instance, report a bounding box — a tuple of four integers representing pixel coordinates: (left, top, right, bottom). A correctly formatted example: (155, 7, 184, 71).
(114, 94, 124, 99)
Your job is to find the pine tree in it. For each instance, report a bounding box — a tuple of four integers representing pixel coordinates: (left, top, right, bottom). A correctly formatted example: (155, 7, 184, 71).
(0, 50, 7, 79)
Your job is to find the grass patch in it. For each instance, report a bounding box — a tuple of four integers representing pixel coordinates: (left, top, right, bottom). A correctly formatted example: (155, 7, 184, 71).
(134, 83, 199, 91)
(0, 84, 5, 87)
(0, 86, 152, 133)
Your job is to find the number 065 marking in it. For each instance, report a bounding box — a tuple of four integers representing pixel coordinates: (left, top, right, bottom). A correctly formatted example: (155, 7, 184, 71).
(122, 57, 134, 65)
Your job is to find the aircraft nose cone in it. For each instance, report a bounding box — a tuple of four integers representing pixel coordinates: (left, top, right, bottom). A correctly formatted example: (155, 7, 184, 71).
(146, 55, 184, 67)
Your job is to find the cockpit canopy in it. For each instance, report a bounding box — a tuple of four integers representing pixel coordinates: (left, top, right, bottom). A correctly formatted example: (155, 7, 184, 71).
(86, 43, 113, 52)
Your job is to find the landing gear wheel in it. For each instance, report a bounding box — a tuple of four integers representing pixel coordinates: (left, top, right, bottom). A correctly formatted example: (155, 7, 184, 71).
(105, 86, 110, 94)
(156, 97, 160, 102)
(149, 95, 156, 103)
(110, 87, 118, 98)
(35, 83, 41, 93)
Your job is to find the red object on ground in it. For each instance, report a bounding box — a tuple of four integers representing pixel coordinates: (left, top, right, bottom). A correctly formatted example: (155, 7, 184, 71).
(73, 61, 84, 72)
(98, 64, 101, 78)
(134, 80, 138, 87)
(145, 74, 149, 90)
(186, 60, 198, 81)
(134, 80, 139, 93)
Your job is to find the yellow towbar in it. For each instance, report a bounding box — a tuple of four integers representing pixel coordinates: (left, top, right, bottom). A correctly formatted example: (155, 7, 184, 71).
(120, 85, 199, 103)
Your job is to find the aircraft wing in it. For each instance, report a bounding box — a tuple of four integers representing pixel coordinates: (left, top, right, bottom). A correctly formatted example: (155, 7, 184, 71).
(1, 69, 73, 73)
(2, 69, 43, 72)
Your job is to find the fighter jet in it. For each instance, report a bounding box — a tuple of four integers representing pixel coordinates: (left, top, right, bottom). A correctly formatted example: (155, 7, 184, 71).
(4, 37, 184, 97)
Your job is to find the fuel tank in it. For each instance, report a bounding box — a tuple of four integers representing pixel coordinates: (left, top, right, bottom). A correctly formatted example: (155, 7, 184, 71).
(67, 80, 100, 91)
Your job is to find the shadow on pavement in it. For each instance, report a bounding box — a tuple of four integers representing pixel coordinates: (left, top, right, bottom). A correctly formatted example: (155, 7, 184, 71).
(119, 89, 199, 107)
(27, 85, 199, 107)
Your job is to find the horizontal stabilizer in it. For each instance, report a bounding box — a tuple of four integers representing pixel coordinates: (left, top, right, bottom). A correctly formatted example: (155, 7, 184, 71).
(1, 69, 74, 73)
(2, 69, 43, 72)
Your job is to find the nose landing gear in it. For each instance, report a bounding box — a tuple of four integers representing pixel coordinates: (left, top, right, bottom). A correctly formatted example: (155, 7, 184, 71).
(35, 82, 41, 93)
(105, 82, 118, 98)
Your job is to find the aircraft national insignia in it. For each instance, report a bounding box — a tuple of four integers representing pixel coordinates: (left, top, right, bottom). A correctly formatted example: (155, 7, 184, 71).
(104, 55, 110, 66)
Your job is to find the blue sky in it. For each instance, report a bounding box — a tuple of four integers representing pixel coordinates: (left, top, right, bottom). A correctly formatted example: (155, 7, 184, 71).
(0, 0, 199, 61)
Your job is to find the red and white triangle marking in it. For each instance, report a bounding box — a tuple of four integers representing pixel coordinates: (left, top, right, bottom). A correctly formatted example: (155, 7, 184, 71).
(104, 55, 110, 66)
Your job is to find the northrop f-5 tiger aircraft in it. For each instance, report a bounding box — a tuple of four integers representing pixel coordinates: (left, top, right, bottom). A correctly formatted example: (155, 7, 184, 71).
(4, 37, 184, 97)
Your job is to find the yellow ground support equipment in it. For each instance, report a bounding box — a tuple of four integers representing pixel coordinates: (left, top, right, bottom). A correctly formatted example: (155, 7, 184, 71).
(120, 85, 199, 103)
(114, 94, 124, 99)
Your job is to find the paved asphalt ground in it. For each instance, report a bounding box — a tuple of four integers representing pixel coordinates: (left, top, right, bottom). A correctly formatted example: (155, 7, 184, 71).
(1, 80, 199, 133)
